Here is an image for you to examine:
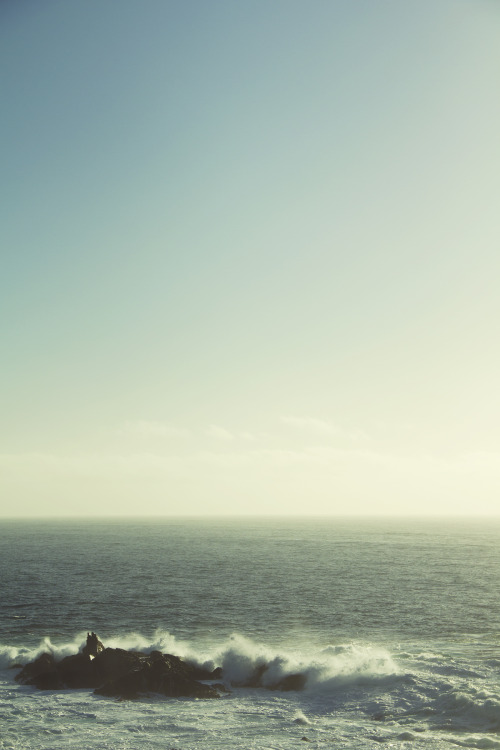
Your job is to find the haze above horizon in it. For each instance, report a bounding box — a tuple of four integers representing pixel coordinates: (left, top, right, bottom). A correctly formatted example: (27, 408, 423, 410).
(2, 0, 499, 518)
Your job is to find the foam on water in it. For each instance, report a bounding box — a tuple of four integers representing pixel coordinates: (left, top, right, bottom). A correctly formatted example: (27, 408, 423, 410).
(2, 518, 500, 749)
(2, 628, 500, 749)
(0, 633, 88, 669)
(292, 709, 312, 725)
(0, 630, 191, 669)
(213, 634, 401, 691)
(1, 629, 400, 693)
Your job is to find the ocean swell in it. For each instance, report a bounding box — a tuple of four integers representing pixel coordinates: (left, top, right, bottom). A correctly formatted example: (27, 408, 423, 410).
(433, 688, 500, 733)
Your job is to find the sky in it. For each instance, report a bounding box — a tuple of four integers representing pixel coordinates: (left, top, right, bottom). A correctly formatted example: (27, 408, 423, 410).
(1, 0, 500, 518)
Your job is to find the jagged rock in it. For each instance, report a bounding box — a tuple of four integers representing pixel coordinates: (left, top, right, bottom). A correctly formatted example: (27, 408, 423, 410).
(94, 650, 220, 699)
(16, 634, 221, 700)
(16, 652, 63, 690)
(82, 631, 104, 658)
(15, 632, 305, 698)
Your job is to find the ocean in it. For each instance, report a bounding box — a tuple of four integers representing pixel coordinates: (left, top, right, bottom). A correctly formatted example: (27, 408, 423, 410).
(1, 517, 500, 749)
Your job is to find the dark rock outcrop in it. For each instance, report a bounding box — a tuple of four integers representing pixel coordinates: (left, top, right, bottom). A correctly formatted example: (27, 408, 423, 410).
(15, 634, 221, 700)
(15, 652, 63, 690)
(93, 649, 220, 699)
(15, 632, 307, 699)
(82, 631, 104, 658)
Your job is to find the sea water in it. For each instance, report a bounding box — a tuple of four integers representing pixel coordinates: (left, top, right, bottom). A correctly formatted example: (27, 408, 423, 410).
(1, 517, 500, 749)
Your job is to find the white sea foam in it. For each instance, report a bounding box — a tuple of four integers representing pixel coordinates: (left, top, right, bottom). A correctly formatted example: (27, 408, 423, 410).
(1, 630, 399, 693)
(2, 518, 500, 749)
(0, 633, 88, 669)
(0, 630, 194, 670)
(293, 710, 312, 725)
(0, 645, 23, 670)
(103, 629, 192, 658)
(2, 629, 500, 750)
(180, 632, 400, 691)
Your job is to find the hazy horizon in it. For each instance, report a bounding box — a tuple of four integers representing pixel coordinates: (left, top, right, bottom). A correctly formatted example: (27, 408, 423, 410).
(3, 514, 500, 524)
(2, 0, 500, 518)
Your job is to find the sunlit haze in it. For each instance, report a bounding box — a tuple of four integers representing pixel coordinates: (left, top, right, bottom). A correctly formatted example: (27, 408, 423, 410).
(2, 0, 499, 517)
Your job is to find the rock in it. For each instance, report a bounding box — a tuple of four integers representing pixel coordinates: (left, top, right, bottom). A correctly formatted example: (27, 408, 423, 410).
(293, 716, 310, 725)
(16, 634, 221, 700)
(270, 672, 307, 691)
(15, 632, 304, 698)
(57, 653, 97, 688)
(16, 652, 63, 690)
(82, 632, 104, 658)
(94, 650, 220, 699)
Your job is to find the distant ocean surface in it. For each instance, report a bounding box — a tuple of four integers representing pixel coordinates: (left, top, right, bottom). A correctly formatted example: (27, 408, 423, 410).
(2, 517, 500, 749)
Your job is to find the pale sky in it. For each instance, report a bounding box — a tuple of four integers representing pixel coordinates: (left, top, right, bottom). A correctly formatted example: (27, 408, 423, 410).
(1, 0, 500, 517)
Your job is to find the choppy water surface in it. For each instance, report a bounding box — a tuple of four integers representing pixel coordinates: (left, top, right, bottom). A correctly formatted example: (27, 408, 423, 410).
(1, 517, 500, 749)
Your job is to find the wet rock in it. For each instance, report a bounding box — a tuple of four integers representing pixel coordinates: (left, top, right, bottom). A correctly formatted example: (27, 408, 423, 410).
(16, 634, 220, 700)
(57, 653, 97, 688)
(270, 672, 307, 691)
(94, 651, 220, 699)
(15, 632, 303, 699)
(16, 652, 63, 690)
(82, 631, 104, 658)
